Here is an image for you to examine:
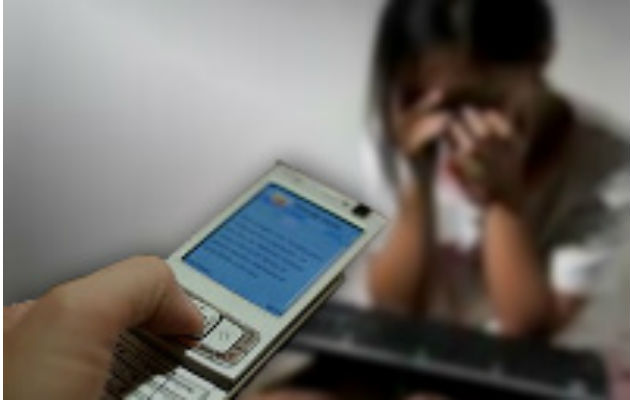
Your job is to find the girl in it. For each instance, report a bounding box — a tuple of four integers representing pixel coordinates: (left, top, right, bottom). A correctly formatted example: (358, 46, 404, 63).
(252, 1, 629, 398)
(364, 0, 628, 337)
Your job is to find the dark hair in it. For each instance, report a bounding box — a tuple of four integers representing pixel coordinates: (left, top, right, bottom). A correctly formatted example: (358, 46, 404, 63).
(370, 0, 555, 182)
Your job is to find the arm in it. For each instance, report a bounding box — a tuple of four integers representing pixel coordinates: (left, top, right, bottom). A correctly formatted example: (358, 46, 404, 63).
(368, 173, 437, 315)
(451, 108, 585, 337)
(482, 203, 584, 336)
(368, 90, 450, 315)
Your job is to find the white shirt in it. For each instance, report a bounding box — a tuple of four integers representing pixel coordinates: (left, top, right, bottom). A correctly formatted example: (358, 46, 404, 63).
(336, 107, 630, 353)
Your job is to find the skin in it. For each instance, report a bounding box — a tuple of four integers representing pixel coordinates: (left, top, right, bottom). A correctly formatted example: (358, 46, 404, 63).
(368, 52, 585, 336)
(4, 256, 204, 400)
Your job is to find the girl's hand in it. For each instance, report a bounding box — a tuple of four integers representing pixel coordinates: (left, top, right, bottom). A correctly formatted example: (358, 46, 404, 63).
(391, 89, 451, 162)
(446, 107, 527, 207)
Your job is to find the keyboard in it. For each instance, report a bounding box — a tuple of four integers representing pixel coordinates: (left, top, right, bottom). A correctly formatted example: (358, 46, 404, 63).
(289, 302, 608, 400)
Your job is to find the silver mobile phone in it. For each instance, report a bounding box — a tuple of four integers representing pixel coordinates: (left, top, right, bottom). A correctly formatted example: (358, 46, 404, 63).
(104, 162, 386, 400)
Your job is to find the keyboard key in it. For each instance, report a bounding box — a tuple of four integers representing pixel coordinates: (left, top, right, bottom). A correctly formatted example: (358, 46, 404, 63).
(161, 373, 210, 399)
(203, 319, 243, 353)
(105, 335, 217, 399)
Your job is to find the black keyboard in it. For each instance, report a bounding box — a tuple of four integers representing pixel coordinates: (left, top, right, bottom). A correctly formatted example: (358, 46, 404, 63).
(289, 302, 608, 400)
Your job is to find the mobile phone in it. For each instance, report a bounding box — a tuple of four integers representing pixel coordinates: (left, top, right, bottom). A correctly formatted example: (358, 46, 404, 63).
(103, 162, 386, 400)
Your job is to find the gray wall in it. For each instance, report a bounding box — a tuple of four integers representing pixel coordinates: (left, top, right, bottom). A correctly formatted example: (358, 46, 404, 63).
(5, 0, 629, 302)
(548, 0, 630, 126)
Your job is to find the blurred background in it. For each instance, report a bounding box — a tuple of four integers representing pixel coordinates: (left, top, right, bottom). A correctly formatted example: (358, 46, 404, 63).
(5, 1, 630, 398)
(5, 0, 628, 303)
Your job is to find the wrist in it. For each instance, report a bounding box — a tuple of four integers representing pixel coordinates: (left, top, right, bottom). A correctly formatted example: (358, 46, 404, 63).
(485, 200, 526, 230)
(489, 182, 526, 212)
(409, 143, 438, 177)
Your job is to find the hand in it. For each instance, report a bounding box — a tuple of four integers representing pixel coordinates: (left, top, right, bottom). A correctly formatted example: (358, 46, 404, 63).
(4, 256, 204, 400)
(391, 89, 451, 165)
(445, 107, 527, 206)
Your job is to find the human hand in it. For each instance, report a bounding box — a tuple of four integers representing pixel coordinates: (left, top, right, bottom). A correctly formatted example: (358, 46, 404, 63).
(391, 89, 451, 167)
(4, 256, 204, 400)
(445, 107, 527, 206)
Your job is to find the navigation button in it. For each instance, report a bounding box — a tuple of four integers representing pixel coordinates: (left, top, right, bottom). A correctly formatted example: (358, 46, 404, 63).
(189, 297, 220, 337)
(202, 319, 243, 353)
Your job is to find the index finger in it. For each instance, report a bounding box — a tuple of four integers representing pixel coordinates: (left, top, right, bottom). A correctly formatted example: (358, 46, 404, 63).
(390, 88, 445, 138)
(413, 89, 444, 114)
(484, 110, 512, 138)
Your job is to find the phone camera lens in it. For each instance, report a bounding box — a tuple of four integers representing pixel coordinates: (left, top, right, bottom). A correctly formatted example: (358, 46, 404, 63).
(352, 204, 371, 218)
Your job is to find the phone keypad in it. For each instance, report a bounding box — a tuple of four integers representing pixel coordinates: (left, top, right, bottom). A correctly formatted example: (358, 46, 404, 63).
(102, 293, 260, 399)
(188, 297, 221, 337)
(186, 293, 259, 367)
(203, 319, 243, 353)
(103, 333, 216, 400)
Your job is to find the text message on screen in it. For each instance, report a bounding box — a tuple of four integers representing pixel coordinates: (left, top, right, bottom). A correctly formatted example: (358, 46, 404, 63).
(184, 184, 362, 315)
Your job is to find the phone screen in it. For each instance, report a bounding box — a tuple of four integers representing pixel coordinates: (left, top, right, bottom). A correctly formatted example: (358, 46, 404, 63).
(184, 183, 362, 316)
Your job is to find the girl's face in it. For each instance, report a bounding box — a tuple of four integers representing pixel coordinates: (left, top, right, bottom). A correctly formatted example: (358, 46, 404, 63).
(392, 48, 546, 146)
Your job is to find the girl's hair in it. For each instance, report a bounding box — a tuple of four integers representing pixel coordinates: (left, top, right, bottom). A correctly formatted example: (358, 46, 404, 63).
(370, 0, 555, 183)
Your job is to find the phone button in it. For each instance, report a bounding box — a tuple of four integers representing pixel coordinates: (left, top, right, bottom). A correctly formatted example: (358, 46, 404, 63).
(189, 297, 220, 337)
(202, 319, 243, 353)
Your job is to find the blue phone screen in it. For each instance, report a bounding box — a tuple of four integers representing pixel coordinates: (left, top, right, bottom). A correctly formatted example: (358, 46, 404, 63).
(184, 183, 362, 316)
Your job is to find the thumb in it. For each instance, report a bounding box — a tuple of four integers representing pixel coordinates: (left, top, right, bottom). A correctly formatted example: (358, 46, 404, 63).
(43, 256, 204, 340)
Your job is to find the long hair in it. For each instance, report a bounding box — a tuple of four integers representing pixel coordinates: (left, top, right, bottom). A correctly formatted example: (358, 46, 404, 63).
(370, 0, 554, 185)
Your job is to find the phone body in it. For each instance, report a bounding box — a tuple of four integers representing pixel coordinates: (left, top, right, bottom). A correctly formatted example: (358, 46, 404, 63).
(105, 162, 386, 400)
